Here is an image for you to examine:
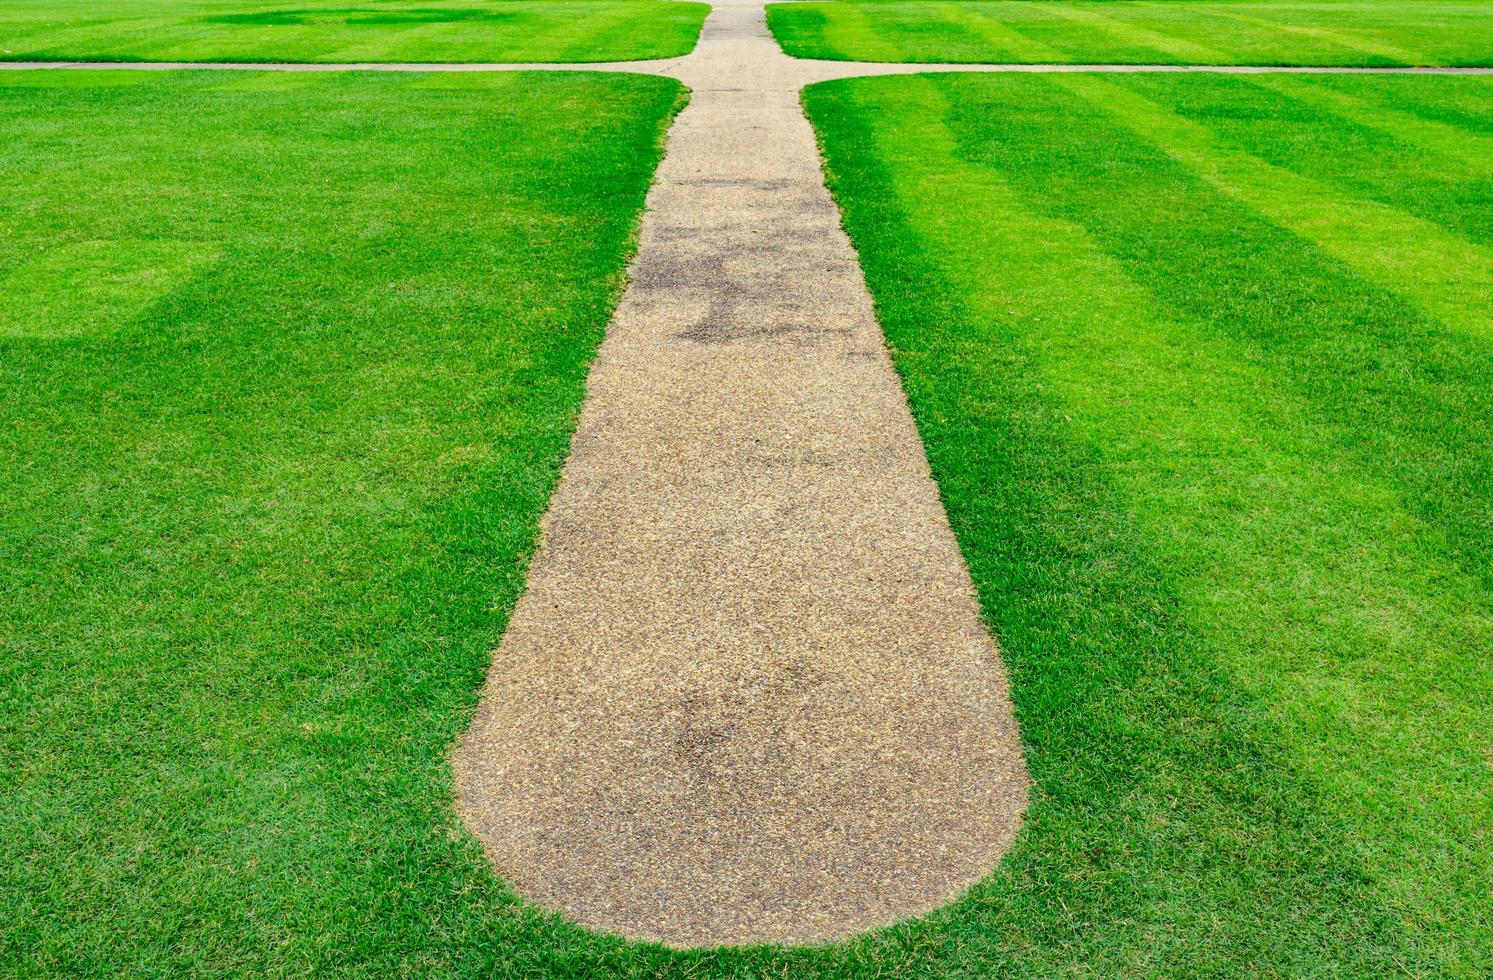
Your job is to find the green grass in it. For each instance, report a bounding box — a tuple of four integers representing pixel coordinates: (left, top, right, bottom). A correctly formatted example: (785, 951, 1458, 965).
(0, 68, 693, 975)
(769, 0, 1493, 66)
(800, 71, 1493, 975)
(7, 26, 1492, 980)
(0, 0, 708, 63)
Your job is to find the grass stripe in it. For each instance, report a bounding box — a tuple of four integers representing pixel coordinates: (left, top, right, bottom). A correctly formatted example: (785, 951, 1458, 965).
(1248, 74, 1493, 176)
(1057, 73, 1493, 340)
(1000, 74, 1493, 596)
(956, 5, 1064, 62)
(919, 3, 1048, 62)
(821, 2, 908, 62)
(1092, 73, 1493, 249)
(1158, 74, 1493, 248)
(1208, 7, 1428, 65)
(1036, 4, 1226, 63)
(1354, 75, 1493, 135)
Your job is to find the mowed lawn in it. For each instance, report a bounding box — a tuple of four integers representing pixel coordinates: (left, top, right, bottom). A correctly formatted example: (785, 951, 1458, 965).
(802, 73, 1492, 975)
(0, 69, 689, 974)
(770, 0, 1493, 65)
(0, 0, 707, 63)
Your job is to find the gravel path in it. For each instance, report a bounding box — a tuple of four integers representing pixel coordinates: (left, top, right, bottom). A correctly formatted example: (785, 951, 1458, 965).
(449, 0, 1030, 948)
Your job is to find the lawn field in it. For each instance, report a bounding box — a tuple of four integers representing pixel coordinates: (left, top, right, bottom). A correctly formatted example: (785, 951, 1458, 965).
(770, 0, 1493, 65)
(7, 0, 1493, 975)
(803, 71, 1493, 975)
(0, 0, 708, 63)
(0, 69, 690, 974)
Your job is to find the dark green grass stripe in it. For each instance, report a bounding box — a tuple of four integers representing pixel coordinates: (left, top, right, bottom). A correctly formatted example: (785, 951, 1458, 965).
(804, 75, 1428, 976)
(1337, 73, 1493, 135)
(764, 3, 839, 61)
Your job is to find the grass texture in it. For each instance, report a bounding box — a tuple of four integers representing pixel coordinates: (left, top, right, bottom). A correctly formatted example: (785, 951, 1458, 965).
(6, 24, 1493, 980)
(801, 71, 1493, 976)
(769, 0, 1493, 66)
(0, 68, 688, 975)
(0, 0, 708, 63)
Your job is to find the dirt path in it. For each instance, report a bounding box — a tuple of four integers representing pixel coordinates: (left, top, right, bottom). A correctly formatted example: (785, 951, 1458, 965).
(446, 0, 1031, 949)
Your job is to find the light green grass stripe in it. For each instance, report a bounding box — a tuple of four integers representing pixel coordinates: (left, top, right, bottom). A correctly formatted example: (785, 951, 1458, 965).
(1037, 4, 1226, 63)
(1209, 8, 1428, 65)
(956, 5, 1063, 62)
(821, 2, 907, 63)
(857, 75, 1492, 966)
(538, 3, 668, 62)
(1249, 75, 1493, 173)
(0, 239, 221, 338)
(323, 18, 455, 61)
(1059, 74, 1493, 339)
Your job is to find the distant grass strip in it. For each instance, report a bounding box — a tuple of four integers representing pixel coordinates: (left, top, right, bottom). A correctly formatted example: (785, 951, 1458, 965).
(770, 1, 1493, 66)
(0, 68, 687, 975)
(0, 0, 708, 63)
(803, 73, 1492, 974)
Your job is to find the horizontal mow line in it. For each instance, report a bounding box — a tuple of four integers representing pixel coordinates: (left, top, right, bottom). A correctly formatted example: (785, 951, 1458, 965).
(3, 59, 1491, 79)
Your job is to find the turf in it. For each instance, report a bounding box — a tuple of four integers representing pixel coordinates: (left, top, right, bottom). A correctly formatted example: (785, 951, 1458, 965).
(0, 68, 691, 975)
(769, 0, 1493, 66)
(7, 25, 1493, 980)
(799, 71, 1493, 975)
(0, 0, 708, 63)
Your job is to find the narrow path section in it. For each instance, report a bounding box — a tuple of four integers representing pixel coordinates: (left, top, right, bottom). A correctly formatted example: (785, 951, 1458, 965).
(450, 0, 1028, 948)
